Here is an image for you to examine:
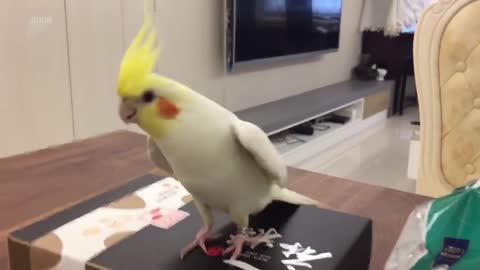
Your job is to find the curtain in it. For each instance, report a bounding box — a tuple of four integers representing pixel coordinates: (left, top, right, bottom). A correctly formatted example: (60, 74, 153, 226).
(360, 0, 438, 36)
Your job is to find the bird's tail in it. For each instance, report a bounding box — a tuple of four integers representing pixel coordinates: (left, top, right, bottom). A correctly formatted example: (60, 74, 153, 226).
(271, 186, 318, 205)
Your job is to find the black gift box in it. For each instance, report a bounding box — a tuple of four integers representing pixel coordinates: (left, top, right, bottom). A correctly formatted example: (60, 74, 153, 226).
(9, 174, 372, 270)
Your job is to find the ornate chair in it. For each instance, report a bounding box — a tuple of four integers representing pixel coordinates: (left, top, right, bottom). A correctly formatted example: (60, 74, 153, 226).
(415, 0, 480, 197)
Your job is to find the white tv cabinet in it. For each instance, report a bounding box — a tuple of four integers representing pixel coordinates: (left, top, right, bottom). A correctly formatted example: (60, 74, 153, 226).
(235, 80, 394, 166)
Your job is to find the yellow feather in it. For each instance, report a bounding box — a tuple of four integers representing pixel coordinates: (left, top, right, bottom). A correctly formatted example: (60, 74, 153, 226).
(118, 1, 160, 98)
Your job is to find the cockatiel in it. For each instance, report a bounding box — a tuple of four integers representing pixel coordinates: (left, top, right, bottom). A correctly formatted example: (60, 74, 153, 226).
(117, 8, 317, 260)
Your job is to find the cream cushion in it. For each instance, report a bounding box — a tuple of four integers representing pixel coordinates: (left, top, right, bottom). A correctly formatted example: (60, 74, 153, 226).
(439, 1, 480, 187)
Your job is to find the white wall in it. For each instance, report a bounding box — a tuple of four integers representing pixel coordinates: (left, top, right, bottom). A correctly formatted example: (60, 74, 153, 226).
(66, 0, 127, 139)
(154, 0, 364, 111)
(0, 0, 364, 157)
(0, 0, 74, 157)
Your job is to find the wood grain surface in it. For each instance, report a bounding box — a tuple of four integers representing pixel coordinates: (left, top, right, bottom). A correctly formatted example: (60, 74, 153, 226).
(0, 131, 431, 269)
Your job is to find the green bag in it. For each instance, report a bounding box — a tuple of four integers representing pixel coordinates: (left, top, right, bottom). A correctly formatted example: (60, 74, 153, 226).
(385, 180, 480, 270)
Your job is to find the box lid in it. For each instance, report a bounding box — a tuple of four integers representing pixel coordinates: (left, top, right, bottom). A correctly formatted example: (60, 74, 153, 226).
(9, 174, 372, 270)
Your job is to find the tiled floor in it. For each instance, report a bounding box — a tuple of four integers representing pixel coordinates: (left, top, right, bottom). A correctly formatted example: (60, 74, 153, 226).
(298, 107, 420, 193)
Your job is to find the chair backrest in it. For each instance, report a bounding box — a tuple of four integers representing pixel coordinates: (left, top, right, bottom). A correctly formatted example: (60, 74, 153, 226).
(415, 0, 480, 197)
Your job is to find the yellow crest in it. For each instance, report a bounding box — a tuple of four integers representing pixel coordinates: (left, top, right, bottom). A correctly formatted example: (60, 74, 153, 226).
(118, 4, 159, 98)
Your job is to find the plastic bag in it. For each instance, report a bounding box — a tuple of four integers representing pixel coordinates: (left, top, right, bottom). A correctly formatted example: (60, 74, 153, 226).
(385, 180, 480, 270)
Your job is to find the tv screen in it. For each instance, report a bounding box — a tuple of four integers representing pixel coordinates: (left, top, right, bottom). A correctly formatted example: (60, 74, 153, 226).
(227, 0, 343, 69)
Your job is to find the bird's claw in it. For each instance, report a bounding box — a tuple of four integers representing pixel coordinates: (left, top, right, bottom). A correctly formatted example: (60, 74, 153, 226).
(223, 233, 260, 260)
(181, 238, 208, 259)
(180, 226, 218, 259)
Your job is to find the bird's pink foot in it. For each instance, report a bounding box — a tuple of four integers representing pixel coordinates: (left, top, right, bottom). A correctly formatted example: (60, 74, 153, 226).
(180, 226, 218, 259)
(223, 232, 263, 260)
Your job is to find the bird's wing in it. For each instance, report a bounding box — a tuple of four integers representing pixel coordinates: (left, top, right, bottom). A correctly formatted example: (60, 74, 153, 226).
(232, 118, 287, 187)
(147, 136, 174, 175)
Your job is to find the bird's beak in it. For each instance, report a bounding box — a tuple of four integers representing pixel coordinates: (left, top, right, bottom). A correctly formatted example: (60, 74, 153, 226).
(119, 100, 138, 124)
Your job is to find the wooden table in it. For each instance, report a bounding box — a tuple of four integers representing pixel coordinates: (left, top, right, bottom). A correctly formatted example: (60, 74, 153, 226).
(0, 131, 431, 270)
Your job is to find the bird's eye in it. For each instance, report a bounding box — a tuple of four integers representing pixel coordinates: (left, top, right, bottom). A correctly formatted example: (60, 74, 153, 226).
(142, 90, 155, 103)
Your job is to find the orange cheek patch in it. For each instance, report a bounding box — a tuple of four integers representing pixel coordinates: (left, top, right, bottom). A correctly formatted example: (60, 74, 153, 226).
(157, 98, 180, 119)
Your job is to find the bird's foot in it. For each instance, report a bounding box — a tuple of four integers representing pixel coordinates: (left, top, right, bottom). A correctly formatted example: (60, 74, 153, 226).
(180, 226, 218, 259)
(223, 231, 263, 260)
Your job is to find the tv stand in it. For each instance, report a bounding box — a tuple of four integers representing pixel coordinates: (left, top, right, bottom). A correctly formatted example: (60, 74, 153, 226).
(235, 80, 394, 165)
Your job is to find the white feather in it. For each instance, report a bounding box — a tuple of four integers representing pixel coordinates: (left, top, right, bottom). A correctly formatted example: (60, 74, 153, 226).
(148, 86, 316, 228)
(147, 136, 173, 175)
(231, 119, 288, 187)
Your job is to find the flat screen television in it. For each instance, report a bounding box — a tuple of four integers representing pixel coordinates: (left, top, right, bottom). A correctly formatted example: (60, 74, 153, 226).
(226, 0, 343, 70)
